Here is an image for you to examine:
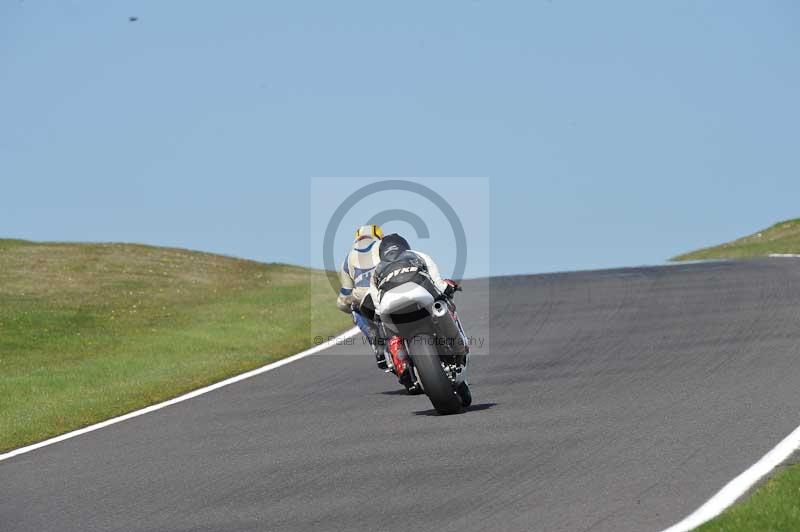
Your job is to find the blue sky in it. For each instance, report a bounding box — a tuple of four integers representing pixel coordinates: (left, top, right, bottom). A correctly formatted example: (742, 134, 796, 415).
(2, 1, 799, 276)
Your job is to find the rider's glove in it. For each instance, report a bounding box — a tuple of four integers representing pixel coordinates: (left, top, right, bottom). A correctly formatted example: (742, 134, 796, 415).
(443, 279, 461, 298)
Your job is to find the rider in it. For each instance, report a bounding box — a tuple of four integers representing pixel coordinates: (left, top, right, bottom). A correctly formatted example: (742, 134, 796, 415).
(371, 233, 458, 295)
(362, 233, 462, 385)
(336, 224, 388, 368)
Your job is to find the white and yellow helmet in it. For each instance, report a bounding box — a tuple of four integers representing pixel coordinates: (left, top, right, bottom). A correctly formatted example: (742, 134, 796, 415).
(355, 224, 383, 241)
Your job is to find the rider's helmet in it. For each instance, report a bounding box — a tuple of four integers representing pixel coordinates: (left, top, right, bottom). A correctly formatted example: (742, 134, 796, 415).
(355, 224, 383, 241)
(379, 233, 410, 262)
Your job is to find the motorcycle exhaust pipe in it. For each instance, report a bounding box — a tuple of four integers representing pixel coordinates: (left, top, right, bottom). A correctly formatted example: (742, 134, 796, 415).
(431, 301, 467, 356)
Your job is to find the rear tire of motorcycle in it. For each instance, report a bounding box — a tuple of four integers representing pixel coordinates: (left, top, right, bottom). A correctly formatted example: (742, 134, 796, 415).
(455, 381, 472, 408)
(408, 335, 464, 415)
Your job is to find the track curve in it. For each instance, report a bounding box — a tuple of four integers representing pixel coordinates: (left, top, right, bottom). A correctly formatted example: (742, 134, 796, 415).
(2, 259, 800, 532)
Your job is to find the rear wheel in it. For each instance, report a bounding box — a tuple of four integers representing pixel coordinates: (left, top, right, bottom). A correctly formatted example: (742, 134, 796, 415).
(455, 381, 472, 408)
(408, 335, 463, 415)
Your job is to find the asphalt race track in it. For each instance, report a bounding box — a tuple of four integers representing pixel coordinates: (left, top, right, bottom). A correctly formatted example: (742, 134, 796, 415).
(3, 259, 800, 532)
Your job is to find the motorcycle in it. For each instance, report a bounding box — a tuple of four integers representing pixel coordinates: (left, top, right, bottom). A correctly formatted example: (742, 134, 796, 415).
(375, 261, 472, 415)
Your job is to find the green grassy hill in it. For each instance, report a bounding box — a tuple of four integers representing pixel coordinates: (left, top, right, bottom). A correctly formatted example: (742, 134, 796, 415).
(0, 239, 351, 452)
(673, 219, 800, 261)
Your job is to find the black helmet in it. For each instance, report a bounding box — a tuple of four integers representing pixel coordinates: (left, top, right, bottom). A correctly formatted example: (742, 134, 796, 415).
(379, 233, 410, 262)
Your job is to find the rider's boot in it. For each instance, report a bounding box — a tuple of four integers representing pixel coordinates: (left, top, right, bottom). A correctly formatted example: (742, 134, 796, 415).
(353, 310, 388, 370)
(388, 336, 415, 389)
(373, 338, 389, 370)
(387, 336, 406, 375)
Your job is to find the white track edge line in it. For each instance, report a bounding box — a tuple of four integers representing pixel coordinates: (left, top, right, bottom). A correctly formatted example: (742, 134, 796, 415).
(769, 254, 800, 258)
(0, 327, 360, 463)
(660, 422, 800, 532)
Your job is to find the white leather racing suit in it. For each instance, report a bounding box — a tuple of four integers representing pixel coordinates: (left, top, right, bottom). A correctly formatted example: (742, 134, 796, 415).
(336, 235, 382, 312)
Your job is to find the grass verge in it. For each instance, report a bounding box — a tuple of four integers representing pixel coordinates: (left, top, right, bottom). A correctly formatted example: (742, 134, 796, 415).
(0, 239, 351, 452)
(695, 460, 800, 531)
(673, 219, 800, 261)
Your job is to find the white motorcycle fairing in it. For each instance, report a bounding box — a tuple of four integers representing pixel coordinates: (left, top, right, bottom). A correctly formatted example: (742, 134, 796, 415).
(377, 281, 435, 317)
